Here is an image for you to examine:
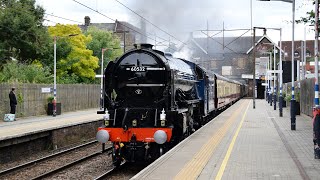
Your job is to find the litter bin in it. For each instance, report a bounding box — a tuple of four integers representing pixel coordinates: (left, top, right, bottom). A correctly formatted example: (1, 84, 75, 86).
(47, 103, 61, 115)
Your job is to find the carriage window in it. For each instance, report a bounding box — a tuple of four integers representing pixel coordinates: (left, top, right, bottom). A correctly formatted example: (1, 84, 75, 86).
(225, 87, 229, 95)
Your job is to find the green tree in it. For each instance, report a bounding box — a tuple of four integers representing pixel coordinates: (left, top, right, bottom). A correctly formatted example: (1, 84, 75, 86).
(297, 1, 318, 25)
(85, 26, 122, 71)
(48, 24, 99, 82)
(0, 0, 51, 64)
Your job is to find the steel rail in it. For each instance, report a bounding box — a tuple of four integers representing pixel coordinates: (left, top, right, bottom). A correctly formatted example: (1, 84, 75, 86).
(31, 147, 112, 180)
(94, 161, 127, 180)
(0, 140, 98, 176)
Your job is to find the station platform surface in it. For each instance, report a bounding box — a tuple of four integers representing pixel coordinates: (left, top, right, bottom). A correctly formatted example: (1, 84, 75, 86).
(0, 109, 102, 141)
(132, 99, 320, 180)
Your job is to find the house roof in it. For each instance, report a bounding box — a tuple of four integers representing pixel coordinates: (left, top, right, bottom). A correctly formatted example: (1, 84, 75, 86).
(246, 35, 283, 54)
(78, 20, 142, 34)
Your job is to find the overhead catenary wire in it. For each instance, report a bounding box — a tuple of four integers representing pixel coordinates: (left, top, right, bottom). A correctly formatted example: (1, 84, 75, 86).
(44, 18, 59, 24)
(71, 0, 177, 52)
(45, 13, 83, 24)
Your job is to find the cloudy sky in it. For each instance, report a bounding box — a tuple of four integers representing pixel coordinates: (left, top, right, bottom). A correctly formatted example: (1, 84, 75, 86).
(36, 0, 314, 49)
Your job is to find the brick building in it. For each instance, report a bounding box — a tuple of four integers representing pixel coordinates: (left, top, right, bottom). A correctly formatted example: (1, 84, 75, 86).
(281, 40, 319, 75)
(79, 16, 144, 52)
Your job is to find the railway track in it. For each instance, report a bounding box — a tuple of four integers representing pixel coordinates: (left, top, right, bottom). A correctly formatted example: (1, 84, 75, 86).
(0, 140, 112, 179)
(31, 150, 111, 180)
(94, 161, 127, 180)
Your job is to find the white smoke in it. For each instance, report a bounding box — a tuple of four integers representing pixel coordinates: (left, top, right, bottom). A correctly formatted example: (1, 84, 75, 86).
(172, 46, 193, 60)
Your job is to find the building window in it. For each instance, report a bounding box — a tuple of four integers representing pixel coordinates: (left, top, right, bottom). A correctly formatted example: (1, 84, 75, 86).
(294, 51, 300, 57)
(306, 50, 311, 57)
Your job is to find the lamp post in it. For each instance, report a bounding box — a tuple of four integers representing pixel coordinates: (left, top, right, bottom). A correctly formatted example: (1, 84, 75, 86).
(253, 27, 256, 109)
(269, 51, 273, 106)
(279, 28, 283, 117)
(266, 54, 269, 102)
(100, 48, 106, 110)
(263, 43, 278, 110)
(268, 27, 284, 116)
(264, 52, 272, 104)
(259, 0, 295, 129)
(315, 0, 319, 107)
(53, 36, 57, 117)
(290, 0, 296, 130)
(97, 47, 120, 110)
(253, 27, 267, 109)
(273, 44, 277, 111)
(268, 52, 272, 104)
(53, 34, 78, 117)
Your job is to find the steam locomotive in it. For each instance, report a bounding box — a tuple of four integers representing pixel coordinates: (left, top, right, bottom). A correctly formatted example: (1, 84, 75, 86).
(96, 44, 246, 166)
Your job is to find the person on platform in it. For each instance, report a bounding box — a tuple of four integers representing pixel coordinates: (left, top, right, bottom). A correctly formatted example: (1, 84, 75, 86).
(9, 87, 17, 114)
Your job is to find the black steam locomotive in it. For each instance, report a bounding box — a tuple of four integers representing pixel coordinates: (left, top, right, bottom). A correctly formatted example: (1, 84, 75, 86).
(96, 44, 246, 166)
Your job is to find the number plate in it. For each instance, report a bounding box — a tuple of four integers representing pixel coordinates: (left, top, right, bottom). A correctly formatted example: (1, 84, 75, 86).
(130, 66, 146, 72)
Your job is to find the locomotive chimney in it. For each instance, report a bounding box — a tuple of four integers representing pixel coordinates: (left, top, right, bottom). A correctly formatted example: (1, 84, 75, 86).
(134, 43, 153, 49)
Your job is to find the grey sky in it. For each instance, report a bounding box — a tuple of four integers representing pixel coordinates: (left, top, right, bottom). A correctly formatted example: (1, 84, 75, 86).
(37, 0, 314, 49)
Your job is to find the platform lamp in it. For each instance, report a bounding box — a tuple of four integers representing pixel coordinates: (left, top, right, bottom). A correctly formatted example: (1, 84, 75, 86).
(53, 34, 78, 117)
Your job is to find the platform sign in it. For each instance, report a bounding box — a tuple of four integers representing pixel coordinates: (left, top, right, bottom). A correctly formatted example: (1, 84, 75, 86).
(95, 75, 104, 78)
(256, 57, 268, 76)
(41, 87, 51, 93)
(267, 70, 283, 74)
(241, 74, 259, 79)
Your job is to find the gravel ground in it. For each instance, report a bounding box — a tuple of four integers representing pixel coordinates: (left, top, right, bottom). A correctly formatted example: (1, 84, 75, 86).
(0, 140, 101, 171)
(45, 156, 147, 180)
(47, 152, 113, 180)
(1, 141, 146, 180)
(107, 163, 147, 180)
(0, 142, 106, 180)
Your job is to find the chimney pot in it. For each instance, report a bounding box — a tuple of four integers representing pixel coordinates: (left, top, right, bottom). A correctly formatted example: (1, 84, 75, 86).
(84, 16, 90, 26)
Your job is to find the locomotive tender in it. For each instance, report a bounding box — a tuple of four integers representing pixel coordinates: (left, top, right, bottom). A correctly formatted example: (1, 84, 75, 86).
(96, 44, 246, 166)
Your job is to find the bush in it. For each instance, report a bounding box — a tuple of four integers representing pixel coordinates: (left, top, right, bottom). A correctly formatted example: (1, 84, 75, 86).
(0, 61, 52, 83)
(47, 95, 54, 103)
(284, 91, 300, 102)
(285, 94, 292, 102)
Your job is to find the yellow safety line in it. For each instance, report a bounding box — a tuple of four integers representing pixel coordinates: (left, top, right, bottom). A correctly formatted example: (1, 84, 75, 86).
(215, 100, 250, 180)
(174, 100, 248, 180)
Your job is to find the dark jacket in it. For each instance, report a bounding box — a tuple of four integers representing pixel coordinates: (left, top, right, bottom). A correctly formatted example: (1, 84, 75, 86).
(9, 91, 17, 106)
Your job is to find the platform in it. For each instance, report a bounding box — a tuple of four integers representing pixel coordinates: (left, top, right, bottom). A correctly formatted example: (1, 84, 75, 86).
(132, 99, 320, 180)
(0, 109, 102, 141)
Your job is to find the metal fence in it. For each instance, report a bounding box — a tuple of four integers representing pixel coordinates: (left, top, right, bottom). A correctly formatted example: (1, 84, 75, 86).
(0, 83, 100, 118)
(283, 78, 315, 117)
